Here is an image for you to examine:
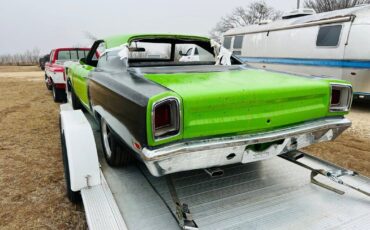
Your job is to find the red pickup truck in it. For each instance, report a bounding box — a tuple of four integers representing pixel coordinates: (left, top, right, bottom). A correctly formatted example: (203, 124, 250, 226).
(45, 48, 91, 102)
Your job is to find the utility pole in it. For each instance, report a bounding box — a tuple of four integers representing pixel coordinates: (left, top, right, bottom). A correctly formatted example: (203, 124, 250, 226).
(297, 0, 300, 9)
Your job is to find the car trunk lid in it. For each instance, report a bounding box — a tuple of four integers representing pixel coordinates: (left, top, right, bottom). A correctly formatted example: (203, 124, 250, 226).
(144, 68, 330, 139)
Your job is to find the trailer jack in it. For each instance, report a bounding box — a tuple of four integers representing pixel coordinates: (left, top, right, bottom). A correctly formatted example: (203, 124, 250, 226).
(280, 152, 370, 197)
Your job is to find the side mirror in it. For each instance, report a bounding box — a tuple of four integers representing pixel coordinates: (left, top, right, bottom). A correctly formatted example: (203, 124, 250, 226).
(179, 51, 185, 56)
(79, 58, 86, 65)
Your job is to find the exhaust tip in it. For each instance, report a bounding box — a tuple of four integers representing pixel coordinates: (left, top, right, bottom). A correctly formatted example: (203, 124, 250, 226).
(204, 168, 224, 177)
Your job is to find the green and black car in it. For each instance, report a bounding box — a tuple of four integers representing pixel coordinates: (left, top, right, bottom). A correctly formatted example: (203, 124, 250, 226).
(66, 34, 352, 176)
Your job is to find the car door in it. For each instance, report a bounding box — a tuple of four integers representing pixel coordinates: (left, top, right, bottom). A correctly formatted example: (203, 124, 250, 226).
(73, 62, 94, 108)
(72, 41, 104, 109)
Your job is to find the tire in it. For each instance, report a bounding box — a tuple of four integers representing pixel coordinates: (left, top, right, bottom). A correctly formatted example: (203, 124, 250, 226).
(100, 117, 134, 167)
(67, 79, 72, 92)
(45, 75, 52, 90)
(60, 120, 81, 204)
(71, 87, 84, 111)
(52, 84, 67, 103)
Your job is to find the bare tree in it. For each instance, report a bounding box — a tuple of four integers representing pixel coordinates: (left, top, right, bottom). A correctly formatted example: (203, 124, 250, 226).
(304, 0, 370, 13)
(84, 31, 98, 42)
(0, 47, 41, 66)
(210, 1, 282, 41)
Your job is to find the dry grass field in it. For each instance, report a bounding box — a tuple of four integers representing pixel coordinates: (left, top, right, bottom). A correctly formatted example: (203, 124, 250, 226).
(0, 66, 85, 229)
(0, 66, 369, 229)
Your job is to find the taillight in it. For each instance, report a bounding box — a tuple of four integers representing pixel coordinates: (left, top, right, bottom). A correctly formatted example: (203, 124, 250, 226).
(330, 84, 352, 112)
(153, 98, 180, 139)
(331, 89, 341, 105)
(155, 103, 171, 129)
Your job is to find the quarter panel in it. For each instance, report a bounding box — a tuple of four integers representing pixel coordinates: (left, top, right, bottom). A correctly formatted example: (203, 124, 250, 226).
(89, 70, 169, 147)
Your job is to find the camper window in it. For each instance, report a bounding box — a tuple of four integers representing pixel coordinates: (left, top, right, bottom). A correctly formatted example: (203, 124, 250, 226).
(316, 25, 342, 47)
(233, 36, 244, 49)
(223, 37, 232, 49)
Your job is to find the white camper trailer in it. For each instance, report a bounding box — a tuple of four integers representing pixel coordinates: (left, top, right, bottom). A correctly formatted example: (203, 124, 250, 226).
(224, 5, 370, 100)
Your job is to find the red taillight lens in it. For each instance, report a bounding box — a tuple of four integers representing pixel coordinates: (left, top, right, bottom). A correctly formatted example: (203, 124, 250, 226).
(331, 89, 341, 105)
(152, 98, 180, 139)
(154, 103, 171, 129)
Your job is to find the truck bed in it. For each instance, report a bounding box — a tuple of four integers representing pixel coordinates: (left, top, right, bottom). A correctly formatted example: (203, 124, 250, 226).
(84, 112, 370, 230)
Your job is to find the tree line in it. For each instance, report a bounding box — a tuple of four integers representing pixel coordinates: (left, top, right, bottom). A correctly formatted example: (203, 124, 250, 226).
(0, 48, 41, 66)
(210, 0, 370, 41)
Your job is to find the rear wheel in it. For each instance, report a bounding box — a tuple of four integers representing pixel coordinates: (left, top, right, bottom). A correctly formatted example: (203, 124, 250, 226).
(52, 84, 67, 103)
(60, 119, 81, 204)
(100, 117, 134, 167)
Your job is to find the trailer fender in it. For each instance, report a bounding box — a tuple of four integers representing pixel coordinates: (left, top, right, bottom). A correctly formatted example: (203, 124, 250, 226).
(60, 110, 100, 191)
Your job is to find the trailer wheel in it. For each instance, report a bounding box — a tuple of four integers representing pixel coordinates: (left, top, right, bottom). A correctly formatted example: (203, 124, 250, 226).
(45, 75, 52, 90)
(60, 127, 82, 204)
(52, 84, 67, 103)
(71, 87, 85, 111)
(100, 117, 134, 167)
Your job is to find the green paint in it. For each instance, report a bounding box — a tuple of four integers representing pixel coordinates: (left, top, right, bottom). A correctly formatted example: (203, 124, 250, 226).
(146, 91, 183, 146)
(68, 62, 94, 111)
(104, 34, 210, 49)
(145, 69, 349, 146)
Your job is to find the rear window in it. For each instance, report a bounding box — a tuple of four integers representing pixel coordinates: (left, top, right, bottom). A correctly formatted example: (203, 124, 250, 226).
(70, 51, 78, 60)
(223, 37, 232, 49)
(78, 50, 88, 59)
(57, 51, 70, 60)
(129, 42, 171, 59)
(233, 36, 244, 49)
(56, 49, 90, 60)
(316, 25, 342, 47)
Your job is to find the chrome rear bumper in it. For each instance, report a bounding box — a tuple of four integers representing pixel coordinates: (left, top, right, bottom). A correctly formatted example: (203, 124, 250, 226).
(141, 117, 351, 176)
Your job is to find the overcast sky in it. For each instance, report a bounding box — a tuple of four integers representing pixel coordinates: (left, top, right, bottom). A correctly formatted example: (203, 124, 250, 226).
(0, 0, 297, 55)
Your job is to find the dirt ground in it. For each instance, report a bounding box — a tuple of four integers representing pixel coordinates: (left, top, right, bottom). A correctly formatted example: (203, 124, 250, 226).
(0, 66, 369, 229)
(0, 66, 85, 229)
(305, 100, 370, 176)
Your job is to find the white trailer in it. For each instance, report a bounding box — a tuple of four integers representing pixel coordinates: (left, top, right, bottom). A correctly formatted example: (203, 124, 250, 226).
(59, 104, 370, 230)
(224, 5, 370, 101)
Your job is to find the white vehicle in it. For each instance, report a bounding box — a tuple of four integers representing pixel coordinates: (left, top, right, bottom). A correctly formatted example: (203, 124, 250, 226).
(224, 5, 370, 100)
(179, 45, 215, 62)
(60, 103, 370, 230)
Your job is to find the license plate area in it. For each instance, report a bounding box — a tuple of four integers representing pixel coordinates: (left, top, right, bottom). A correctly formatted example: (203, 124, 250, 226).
(242, 139, 289, 163)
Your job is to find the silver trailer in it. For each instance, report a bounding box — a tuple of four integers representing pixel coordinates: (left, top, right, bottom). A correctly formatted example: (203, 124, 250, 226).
(60, 102, 370, 230)
(224, 5, 370, 101)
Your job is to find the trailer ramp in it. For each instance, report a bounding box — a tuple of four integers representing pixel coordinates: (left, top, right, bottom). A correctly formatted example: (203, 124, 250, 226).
(139, 154, 370, 230)
(83, 111, 370, 230)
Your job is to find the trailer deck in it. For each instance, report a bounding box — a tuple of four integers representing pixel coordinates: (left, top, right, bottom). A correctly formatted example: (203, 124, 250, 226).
(61, 105, 370, 229)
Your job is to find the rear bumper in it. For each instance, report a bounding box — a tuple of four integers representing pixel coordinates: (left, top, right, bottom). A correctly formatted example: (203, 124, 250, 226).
(141, 117, 351, 176)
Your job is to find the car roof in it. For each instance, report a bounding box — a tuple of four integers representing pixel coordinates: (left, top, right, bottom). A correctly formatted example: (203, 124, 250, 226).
(103, 34, 210, 49)
(53, 48, 91, 52)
